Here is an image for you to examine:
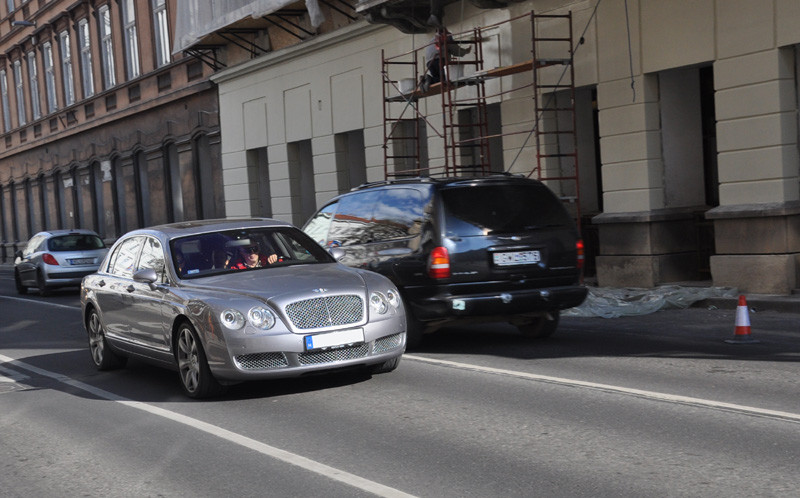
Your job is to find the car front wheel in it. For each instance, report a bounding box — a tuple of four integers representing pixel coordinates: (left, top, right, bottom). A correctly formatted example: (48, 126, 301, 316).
(176, 321, 224, 398)
(87, 309, 127, 370)
(369, 356, 401, 374)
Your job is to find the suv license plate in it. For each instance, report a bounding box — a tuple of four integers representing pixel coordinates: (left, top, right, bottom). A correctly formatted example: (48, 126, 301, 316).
(493, 250, 541, 266)
(304, 328, 364, 351)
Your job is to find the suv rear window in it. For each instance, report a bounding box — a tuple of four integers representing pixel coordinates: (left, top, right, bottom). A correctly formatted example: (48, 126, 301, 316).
(442, 184, 573, 236)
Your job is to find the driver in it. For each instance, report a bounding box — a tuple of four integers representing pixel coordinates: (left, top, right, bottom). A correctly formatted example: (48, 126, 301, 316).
(227, 242, 278, 269)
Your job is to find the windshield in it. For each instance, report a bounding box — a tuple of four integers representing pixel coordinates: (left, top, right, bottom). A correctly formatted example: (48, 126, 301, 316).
(47, 234, 105, 252)
(441, 184, 574, 236)
(169, 227, 334, 279)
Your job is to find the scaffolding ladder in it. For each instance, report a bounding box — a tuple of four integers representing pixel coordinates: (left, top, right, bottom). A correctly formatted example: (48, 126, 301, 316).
(531, 12, 581, 228)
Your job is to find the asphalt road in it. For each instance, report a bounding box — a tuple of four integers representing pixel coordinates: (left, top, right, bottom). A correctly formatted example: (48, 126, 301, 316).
(1, 266, 799, 497)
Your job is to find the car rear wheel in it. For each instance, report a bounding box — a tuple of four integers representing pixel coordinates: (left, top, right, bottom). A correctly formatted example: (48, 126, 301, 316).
(36, 270, 50, 296)
(14, 270, 27, 295)
(517, 310, 560, 339)
(369, 356, 401, 374)
(87, 309, 127, 370)
(176, 321, 224, 398)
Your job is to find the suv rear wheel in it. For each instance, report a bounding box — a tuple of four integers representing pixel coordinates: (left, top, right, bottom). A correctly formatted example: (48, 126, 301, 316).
(516, 311, 560, 339)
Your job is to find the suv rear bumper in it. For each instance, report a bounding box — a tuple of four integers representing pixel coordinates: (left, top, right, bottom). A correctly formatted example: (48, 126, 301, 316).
(407, 285, 588, 321)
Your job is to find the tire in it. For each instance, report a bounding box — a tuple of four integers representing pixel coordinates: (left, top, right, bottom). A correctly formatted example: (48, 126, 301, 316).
(14, 270, 27, 295)
(370, 356, 401, 374)
(405, 312, 425, 350)
(517, 310, 560, 339)
(36, 270, 50, 297)
(87, 308, 127, 370)
(176, 321, 224, 398)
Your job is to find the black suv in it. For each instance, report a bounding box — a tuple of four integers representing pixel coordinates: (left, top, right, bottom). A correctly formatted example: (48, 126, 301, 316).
(303, 175, 587, 346)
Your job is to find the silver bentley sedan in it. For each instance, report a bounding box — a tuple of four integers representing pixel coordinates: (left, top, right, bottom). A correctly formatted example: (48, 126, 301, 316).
(80, 218, 406, 398)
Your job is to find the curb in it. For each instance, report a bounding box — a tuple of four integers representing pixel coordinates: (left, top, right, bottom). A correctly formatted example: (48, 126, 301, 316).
(692, 295, 800, 314)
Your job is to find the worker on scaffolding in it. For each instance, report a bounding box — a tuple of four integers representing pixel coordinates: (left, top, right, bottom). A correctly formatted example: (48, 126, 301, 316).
(422, 26, 471, 90)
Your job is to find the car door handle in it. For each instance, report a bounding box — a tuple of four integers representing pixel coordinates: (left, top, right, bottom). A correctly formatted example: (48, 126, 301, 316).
(126, 285, 136, 293)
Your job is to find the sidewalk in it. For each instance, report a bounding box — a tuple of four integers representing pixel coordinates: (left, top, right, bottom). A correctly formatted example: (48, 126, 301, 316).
(567, 281, 800, 318)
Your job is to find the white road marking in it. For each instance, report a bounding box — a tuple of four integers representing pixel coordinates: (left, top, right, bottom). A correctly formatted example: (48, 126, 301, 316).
(0, 294, 81, 312)
(0, 353, 416, 498)
(0, 363, 29, 382)
(404, 354, 800, 424)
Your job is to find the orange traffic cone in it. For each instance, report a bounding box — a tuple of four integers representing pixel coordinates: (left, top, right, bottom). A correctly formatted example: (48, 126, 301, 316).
(725, 295, 759, 344)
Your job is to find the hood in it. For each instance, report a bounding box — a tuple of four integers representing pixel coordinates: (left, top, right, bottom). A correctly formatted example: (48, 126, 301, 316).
(181, 263, 367, 302)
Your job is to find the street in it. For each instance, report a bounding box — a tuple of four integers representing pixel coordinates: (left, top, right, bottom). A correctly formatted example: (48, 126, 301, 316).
(1, 265, 799, 497)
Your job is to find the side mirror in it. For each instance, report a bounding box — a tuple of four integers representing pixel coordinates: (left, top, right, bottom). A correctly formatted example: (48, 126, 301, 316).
(15, 249, 23, 258)
(328, 247, 345, 261)
(133, 268, 160, 290)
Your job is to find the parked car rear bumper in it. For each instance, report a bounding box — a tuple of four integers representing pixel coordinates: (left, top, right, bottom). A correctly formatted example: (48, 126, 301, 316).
(407, 284, 588, 321)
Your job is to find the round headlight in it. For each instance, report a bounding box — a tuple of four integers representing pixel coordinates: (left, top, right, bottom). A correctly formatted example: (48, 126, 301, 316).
(370, 292, 389, 315)
(386, 288, 401, 309)
(248, 306, 276, 329)
(220, 309, 245, 330)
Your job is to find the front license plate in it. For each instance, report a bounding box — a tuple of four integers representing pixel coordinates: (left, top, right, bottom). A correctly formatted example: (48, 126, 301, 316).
(493, 250, 541, 267)
(304, 328, 364, 351)
(69, 258, 94, 265)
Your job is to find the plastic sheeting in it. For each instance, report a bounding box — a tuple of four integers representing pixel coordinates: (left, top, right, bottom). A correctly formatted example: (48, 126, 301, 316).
(563, 285, 739, 318)
(173, 0, 325, 54)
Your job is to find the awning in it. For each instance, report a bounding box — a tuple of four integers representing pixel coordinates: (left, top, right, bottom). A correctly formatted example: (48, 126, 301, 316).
(173, 0, 326, 54)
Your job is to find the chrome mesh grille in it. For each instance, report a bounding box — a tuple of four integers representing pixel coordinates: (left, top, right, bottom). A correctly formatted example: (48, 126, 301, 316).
(285, 295, 363, 330)
(298, 343, 370, 365)
(373, 333, 404, 354)
(234, 352, 288, 370)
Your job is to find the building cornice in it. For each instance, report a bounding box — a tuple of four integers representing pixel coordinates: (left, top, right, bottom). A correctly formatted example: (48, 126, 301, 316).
(210, 20, 385, 85)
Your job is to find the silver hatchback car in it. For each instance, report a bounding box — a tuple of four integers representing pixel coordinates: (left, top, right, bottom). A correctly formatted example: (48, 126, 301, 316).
(80, 218, 406, 398)
(15, 229, 108, 296)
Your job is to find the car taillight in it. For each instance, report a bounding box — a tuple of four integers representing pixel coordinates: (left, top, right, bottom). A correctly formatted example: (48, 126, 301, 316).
(42, 253, 59, 266)
(576, 239, 585, 269)
(428, 246, 450, 279)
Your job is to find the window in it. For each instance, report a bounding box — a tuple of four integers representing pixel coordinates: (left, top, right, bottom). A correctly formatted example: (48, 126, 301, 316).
(42, 42, 57, 113)
(59, 31, 75, 106)
(6, 1, 13, 14)
(121, 0, 140, 79)
(99, 5, 116, 89)
(138, 237, 166, 283)
(109, 236, 142, 278)
(77, 19, 94, 98)
(0, 70, 11, 132)
(328, 191, 379, 246)
(12, 60, 25, 125)
(152, 0, 171, 67)
(304, 202, 337, 246)
(26, 52, 40, 120)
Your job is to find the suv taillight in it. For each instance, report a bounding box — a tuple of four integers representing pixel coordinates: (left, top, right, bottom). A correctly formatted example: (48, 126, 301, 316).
(428, 246, 450, 279)
(576, 239, 585, 269)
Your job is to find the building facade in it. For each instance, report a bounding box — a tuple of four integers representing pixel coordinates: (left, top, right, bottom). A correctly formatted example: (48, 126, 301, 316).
(5, 0, 799, 295)
(0, 0, 223, 263)
(188, 0, 800, 294)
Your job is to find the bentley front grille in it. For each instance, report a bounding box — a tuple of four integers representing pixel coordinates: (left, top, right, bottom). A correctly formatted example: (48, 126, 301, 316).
(285, 294, 363, 330)
(298, 343, 370, 365)
(234, 352, 288, 370)
(373, 333, 404, 354)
